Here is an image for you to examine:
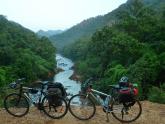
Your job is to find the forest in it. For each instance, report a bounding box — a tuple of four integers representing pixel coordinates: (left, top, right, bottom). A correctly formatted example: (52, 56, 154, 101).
(62, 0, 165, 103)
(0, 15, 56, 104)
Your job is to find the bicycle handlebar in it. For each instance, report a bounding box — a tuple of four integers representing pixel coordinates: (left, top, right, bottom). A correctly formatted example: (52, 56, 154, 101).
(9, 78, 26, 89)
(82, 77, 98, 90)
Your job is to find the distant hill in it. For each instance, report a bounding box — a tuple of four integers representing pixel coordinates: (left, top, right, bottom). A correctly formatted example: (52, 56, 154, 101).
(49, 13, 117, 50)
(37, 29, 63, 37)
(50, 0, 165, 50)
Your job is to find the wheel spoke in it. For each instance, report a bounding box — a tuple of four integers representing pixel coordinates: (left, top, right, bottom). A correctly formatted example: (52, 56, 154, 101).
(111, 100, 142, 123)
(42, 95, 68, 119)
(4, 93, 29, 117)
(68, 94, 96, 120)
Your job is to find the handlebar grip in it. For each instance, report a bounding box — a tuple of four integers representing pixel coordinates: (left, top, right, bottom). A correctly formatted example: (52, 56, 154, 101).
(9, 78, 25, 89)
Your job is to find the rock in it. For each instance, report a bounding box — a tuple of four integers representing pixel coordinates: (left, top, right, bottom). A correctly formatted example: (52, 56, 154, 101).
(56, 67, 64, 73)
(69, 71, 82, 82)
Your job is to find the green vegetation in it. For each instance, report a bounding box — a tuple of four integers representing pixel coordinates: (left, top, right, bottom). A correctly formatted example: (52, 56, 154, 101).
(62, 0, 165, 102)
(0, 15, 56, 87)
(50, 0, 165, 51)
(148, 84, 165, 104)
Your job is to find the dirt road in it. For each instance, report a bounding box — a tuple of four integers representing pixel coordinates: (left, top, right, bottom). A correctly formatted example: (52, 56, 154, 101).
(0, 101, 165, 124)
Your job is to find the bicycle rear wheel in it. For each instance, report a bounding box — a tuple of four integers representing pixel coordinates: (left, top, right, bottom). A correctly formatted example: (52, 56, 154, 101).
(4, 93, 29, 117)
(42, 95, 68, 119)
(68, 94, 96, 120)
(111, 100, 142, 123)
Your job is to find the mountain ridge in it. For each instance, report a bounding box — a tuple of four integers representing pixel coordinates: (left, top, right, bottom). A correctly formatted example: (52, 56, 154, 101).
(50, 0, 165, 50)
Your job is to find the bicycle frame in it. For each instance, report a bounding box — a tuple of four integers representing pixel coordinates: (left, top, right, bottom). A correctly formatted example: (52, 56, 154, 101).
(22, 87, 42, 105)
(87, 89, 111, 107)
(85, 87, 118, 122)
(18, 83, 46, 108)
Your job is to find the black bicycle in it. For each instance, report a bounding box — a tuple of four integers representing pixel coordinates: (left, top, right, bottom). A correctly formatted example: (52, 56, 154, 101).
(4, 78, 68, 119)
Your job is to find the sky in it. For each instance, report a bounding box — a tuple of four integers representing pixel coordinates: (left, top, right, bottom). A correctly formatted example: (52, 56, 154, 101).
(0, 0, 127, 32)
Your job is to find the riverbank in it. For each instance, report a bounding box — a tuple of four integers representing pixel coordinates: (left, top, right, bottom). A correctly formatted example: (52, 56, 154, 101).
(69, 65, 82, 82)
(0, 101, 165, 124)
(55, 67, 64, 74)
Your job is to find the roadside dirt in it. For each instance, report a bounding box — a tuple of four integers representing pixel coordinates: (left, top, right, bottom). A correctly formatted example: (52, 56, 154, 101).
(0, 101, 165, 124)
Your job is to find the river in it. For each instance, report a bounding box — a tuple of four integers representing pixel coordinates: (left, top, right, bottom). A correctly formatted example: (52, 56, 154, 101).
(54, 54, 81, 95)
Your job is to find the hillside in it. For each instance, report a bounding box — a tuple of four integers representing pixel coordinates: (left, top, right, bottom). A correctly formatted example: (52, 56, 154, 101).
(50, 0, 165, 50)
(49, 7, 118, 50)
(62, 0, 165, 103)
(0, 15, 56, 87)
(0, 101, 165, 124)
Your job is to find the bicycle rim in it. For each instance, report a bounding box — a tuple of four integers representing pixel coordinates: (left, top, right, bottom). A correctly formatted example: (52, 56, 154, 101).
(4, 93, 29, 117)
(111, 100, 142, 123)
(42, 95, 68, 119)
(68, 94, 96, 120)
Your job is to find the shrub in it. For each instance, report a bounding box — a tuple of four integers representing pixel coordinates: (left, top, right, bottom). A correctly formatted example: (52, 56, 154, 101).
(148, 86, 165, 104)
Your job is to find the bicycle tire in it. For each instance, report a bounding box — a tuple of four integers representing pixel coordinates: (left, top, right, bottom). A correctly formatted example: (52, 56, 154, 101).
(4, 93, 29, 117)
(68, 94, 96, 120)
(111, 99, 142, 123)
(42, 95, 68, 119)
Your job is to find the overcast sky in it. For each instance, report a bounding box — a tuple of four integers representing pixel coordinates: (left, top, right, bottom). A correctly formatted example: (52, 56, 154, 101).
(0, 0, 127, 32)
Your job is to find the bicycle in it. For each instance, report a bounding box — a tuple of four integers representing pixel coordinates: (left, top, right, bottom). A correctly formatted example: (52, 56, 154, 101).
(4, 78, 68, 119)
(68, 78, 142, 123)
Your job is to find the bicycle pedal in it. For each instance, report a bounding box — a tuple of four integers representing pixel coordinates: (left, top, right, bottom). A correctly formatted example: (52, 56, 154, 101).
(37, 103, 44, 110)
(103, 106, 112, 113)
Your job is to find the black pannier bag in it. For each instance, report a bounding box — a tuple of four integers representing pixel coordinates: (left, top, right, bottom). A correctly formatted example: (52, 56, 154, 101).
(47, 82, 67, 107)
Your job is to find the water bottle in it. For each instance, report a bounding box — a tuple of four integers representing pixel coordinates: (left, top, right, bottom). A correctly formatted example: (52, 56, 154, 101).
(103, 96, 112, 113)
(96, 95, 104, 105)
(104, 96, 111, 107)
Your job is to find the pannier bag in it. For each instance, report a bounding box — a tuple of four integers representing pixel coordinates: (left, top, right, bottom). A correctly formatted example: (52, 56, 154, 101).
(118, 76, 138, 103)
(118, 87, 138, 107)
(47, 82, 66, 107)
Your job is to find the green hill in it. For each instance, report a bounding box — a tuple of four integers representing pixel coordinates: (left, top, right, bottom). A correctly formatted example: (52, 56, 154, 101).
(62, 0, 165, 103)
(0, 15, 56, 87)
(50, 0, 164, 49)
(50, 0, 165, 50)
(49, 8, 118, 50)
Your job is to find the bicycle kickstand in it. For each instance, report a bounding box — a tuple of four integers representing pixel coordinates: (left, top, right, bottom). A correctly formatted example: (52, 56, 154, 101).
(106, 111, 109, 122)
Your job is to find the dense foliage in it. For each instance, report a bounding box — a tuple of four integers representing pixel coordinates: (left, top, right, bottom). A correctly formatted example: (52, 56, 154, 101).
(0, 15, 56, 87)
(63, 0, 165, 103)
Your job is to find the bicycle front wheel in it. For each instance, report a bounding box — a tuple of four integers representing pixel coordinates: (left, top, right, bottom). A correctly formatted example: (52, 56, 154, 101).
(111, 100, 142, 123)
(4, 93, 29, 117)
(42, 95, 68, 119)
(68, 94, 96, 120)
